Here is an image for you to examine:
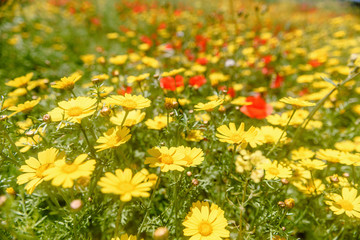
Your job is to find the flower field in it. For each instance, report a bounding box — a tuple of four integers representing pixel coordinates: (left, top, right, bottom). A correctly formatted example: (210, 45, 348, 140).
(1, 0, 360, 239)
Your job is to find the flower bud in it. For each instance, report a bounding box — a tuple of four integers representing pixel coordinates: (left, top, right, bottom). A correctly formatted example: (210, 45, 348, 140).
(281, 179, 289, 185)
(0, 115, 8, 121)
(282, 226, 286, 231)
(6, 187, 16, 196)
(70, 199, 83, 211)
(343, 172, 350, 178)
(42, 114, 51, 122)
(192, 178, 199, 186)
(186, 171, 192, 177)
(100, 107, 111, 117)
(0, 195, 7, 207)
(164, 98, 178, 110)
(330, 175, 339, 183)
(284, 198, 295, 209)
(277, 201, 285, 208)
(112, 70, 120, 77)
(153, 226, 169, 240)
(218, 105, 226, 112)
(25, 130, 35, 137)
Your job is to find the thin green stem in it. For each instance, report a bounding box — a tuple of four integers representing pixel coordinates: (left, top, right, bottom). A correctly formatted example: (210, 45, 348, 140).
(267, 108, 297, 157)
(238, 176, 249, 240)
(79, 122, 96, 157)
(121, 110, 129, 127)
(2, 125, 26, 162)
(114, 202, 125, 238)
(70, 89, 77, 98)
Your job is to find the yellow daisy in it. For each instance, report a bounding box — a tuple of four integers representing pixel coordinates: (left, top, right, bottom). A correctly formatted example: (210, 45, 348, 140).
(8, 98, 41, 117)
(182, 130, 204, 142)
(325, 188, 360, 218)
(279, 97, 315, 107)
(194, 99, 224, 112)
(259, 126, 287, 144)
(316, 149, 343, 163)
(145, 115, 172, 130)
(98, 168, 152, 202)
(291, 147, 315, 160)
(293, 179, 325, 195)
(6, 72, 33, 88)
(110, 110, 145, 127)
(44, 154, 95, 188)
(17, 148, 64, 194)
(109, 55, 128, 65)
(127, 73, 150, 83)
(111, 234, 139, 240)
(105, 93, 151, 111)
(177, 146, 204, 167)
(51, 72, 82, 90)
(262, 161, 292, 180)
(15, 135, 42, 152)
(299, 159, 327, 170)
(183, 201, 230, 240)
(145, 147, 186, 172)
(94, 127, 131, 152)
(57, 96, 97, 123)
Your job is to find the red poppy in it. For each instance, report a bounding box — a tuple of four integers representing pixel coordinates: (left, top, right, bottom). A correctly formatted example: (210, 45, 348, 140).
(218, 86, 235, 98)
(160, 75, 184, 91)
(189, 75, 206, 88)
(140, 35, 153, 46)
(308, 59, 322, 68)
(196, 58, 208, 65)
(240, 95, 273, 119)
(117, 86, 132, 95)
(90, 17, 101, 26)
(262, 55, 273, 65)
(270, 74, 284, 89)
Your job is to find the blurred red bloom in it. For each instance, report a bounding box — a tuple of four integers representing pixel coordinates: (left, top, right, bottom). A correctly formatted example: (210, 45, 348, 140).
(218, 86, 235, 98)
(308, 59, 322, 68)
(196, 58, 208, 65)
(189, 75, 206, 88)
(160, 75, 184, 91)
(270, 74, 284, 89)
(240, 95, 273, 119)
(117, 86, 132, 95)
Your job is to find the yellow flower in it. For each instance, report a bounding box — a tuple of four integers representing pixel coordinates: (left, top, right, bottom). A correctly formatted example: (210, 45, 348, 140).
(334, 140, 356, 152)
(291, 147, 314, 160)
(299, 159, 327, 170)
(231, 97, 252, 106)
(98, 168, 152, 202)
(183, 201, 230, 239)
(15, 135, 42, 152)
(57, 97, 97, 123)
(105, 93, 151, 111)
(80, 54, 95, 65)
(340, 152, 360, 166)
(44, 154, 95, 188)
(109, 55, 128, 65)
(316, 149, 343, 163)
(17, 148, 64, 194)
(194, 99, 224, 112)
(16, 118, 33, 133)
(51, 72, 82, 90)
(177, 146, 204, 167)
(145, 147, 186, 172)
(259, 126, 287, 144)
(8, 98, 41, 117)
(110, 110, 145, 127)
(94, 127, 131, 152)
(290, 165, 311, 183)
(127, 73, 150, 83)
(111, 234, 139, 240)
(293, 179, 325, 195)
(262, 161, 292, 180)
(162, 68, 185, 77)
(145, 115, 172, 130)
(182, 130, 204, 142)
(216, 122, 262, 148)
(325, 188, 360, 218)
(279, 97, 315, 107)
(6, 72, 33, 88)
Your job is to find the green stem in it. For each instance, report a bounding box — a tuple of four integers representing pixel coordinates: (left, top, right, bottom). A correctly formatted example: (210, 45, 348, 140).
(70, 89, 77, 98)
(267, 108, 297, 157)
(114, 202, 125, 238)
(121, 110, 129, 127)
(238, 176, 249, 240)
(138, 171, 162, 234)
(2, 125, 26, 162)
(79, 122, 96, 157)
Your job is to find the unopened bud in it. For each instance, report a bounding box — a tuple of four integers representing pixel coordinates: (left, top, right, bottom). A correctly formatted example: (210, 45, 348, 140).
(0, 196, 6, 207)
(278, 201, 285, 208)
(164, 98, 178, 110)
(218, 105, 226, 112)
(282, 226, 286, 231)
(100, 107, 111, 117)
(188, 110, 194, 114)
(281, 179, 289, 185)
(0, 115, 8, 121)
(42, 114, 51, 122)
(6, 187, 15, 196)
(153, 226, 169, 240)
(330, 175, 339, 183)
(25, 130, 35, 137)
(92, 78, 105, 85)
(192, 178, 199, 186)
(70, 199, 83, 211)
(186, 171, 192, 177)
(284, 198, 295, 209)
(343, 172, 350, 178)
(112, 70, 120, 77)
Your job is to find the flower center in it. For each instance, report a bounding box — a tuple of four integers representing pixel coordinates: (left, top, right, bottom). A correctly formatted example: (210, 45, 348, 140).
(230, 133, 243, 143)
(268, 167, 280, 176)
(198, 221, 213, 236)
(122, 99, 137, 109)
(107, 137, 121, 147)
(118, 182, 135, 192)
(61, 163, 78, 173)
(338, 200, 354, 211)
(35, 163, 53, 178)
(161, 154, 174, 164)
(67, 107, 83, 116)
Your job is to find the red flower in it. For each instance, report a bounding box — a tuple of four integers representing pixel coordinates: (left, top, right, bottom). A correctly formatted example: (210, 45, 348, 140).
(160, 75, 184, 91)
(196, 58, 208, 65)
(240, 95, 273, 119)
(117, 86, 132, 95)
(218, 86, 235, 98)
(189, 75, 206, 88)
(270, 74, 284, 89)
(308, 59, 322, 68)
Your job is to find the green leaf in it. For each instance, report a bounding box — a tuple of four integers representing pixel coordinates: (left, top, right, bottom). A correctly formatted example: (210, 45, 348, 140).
(320, 75, 337, 87)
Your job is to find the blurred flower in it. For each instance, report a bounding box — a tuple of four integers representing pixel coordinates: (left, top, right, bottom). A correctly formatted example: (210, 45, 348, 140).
(145, 147, 186, 172)
(51, 72, 81, 90)
(145, 115, 172, 130)
(110, 110, 145, 127)
(177, 146, 204, 167)
(57, 97, 96, 123)
(194, 99, 223, 112)
(94, 127, 131, 152)
(105, 93, 151, 111)
(279, 97, 315, 108)
(6, 73, 33, 88)
(240, 95, 273, 119)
